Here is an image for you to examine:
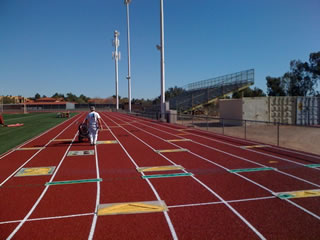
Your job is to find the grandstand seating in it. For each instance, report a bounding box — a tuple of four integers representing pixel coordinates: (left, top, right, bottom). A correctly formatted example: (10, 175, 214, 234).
(169, 69, 254, 112)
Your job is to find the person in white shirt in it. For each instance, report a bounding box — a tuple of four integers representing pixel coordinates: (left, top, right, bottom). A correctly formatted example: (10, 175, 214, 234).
(85, 106, 103, 145)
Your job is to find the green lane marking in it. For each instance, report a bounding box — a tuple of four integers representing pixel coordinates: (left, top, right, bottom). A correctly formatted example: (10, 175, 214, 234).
(305, 164, 320, 168)
(45, 178, 102, 186)
(142, 172, 193, 179)
(229, 167, 275, 173)
(277, 193, 294, 199)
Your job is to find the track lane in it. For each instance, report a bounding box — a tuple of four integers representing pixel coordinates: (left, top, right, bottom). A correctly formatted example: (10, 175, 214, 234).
(12, 215, 93, 240)
(4, 115, 82, 239)
(105, 113, 267, 240)
(0, 114, 83, 185)
(121, 113, 320, 166)
(109, 113, 317, 240)
(116, 113, 320, 187)
(2, 111, 319, 239)
(0, 115, 83, 224)
(231, 198, 320, 239)
(91, 114, 177, 239)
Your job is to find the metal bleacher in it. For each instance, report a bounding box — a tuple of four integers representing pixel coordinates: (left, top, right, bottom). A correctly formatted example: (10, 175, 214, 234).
(169, 69, 254, 112)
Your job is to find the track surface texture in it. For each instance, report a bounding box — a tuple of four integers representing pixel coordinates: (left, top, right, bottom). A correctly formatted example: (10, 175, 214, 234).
(1, 112, 320, 240)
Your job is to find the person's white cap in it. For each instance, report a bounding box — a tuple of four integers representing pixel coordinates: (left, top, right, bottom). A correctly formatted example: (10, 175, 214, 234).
(90, 106, 95, 111)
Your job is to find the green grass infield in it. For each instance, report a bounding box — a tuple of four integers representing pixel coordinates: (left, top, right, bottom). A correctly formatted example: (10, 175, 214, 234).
(0, 112, 78, 155)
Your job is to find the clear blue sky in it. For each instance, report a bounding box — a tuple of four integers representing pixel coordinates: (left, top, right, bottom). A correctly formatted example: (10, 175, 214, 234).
(1, 0, 319, 99)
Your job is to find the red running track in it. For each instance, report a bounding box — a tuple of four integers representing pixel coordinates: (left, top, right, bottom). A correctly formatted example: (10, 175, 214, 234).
(1, 112, 320, 239)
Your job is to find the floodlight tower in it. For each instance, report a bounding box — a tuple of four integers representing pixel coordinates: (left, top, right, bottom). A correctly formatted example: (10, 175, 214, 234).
(112, 30, 120, 110)
(124, 0, 132, 112)
(159, 0, 166, 120)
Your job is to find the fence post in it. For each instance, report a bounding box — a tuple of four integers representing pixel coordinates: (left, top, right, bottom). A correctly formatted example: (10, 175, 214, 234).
(222, 118, 225, 135)
(244, 120, 247, 139)
(277, 122, 280, 146)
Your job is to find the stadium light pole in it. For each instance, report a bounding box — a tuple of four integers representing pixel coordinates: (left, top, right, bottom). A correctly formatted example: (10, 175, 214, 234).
(124, 0, 132, 112)
(112, 30, 120, 110)
(159, 0, 166, 120)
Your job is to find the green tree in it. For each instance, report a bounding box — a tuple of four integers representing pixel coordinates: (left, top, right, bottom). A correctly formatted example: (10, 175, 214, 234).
(232, 87, 266, 98)
(266, 76, 286, 96)
(165, 86, 186, 100)
(35, 93, 41, 99)
(79, 94, 90, 103)
(52, 93, 65, 99)
(284, 60, 315, 96)
(309, 51, 320, 79)
(65, 93, 78, 102)
(112, 95, 121, 100)
(266, 51, 320, 96)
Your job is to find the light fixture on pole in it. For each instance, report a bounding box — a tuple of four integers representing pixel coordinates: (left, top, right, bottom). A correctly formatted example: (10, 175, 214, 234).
(124, 0, 132, 112)
(112, 30, 120, 110)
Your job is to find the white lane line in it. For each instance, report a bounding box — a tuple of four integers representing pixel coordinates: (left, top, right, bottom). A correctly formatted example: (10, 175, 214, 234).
(0, 213, 94, 225)
(88, 128, 104, 240)
(0, 196, 275, 226)
(110, 113, 320, 221)
(193, 141, 320, 188)
(6, 129, 79, 240)
(100, 115, 178, 240)
(105, 113, 266, 240)
(285, 198, 320, 221)
(192, 127, 320, 160)
(163, 120, 320, 167)
(168, 196, 276, 209)
(0, 114, 79, 160)
(120, 113, 320, 166)
(0, 114, 83, 187)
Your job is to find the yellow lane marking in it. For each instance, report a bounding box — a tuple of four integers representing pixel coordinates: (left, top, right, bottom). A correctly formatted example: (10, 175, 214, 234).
(16, 147, 45, 151)
(268, 160, 279, 164)
(177, 133, 189, 136)
(167, 139, 191, 142)
(15, 166, 55, 177)
(137, 165, 184, 172)
(96, 140, 118, 144)
(241, 145, 269, 149)
(156, 149, 189, 153)
(97, 201, 167, 216)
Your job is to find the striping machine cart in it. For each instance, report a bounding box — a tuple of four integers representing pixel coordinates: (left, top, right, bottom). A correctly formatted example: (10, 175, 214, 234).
(78, 123, 89, 142)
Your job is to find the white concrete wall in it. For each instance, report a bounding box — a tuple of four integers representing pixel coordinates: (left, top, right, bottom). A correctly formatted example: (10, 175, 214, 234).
(242, 97, 269, 122)
(219, 99, 242, 119)
(66, 102, 75, 110)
